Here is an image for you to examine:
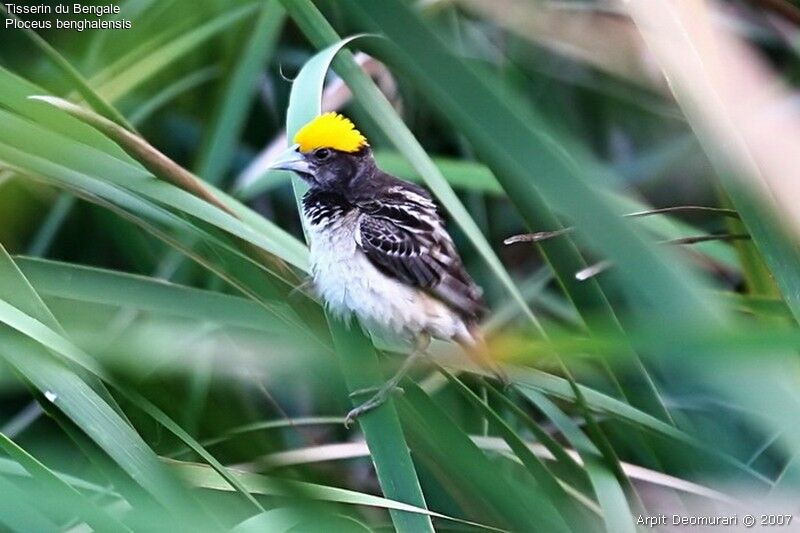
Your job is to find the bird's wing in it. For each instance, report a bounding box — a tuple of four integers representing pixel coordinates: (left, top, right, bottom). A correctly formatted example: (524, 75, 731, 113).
(355, 185, 484, 320)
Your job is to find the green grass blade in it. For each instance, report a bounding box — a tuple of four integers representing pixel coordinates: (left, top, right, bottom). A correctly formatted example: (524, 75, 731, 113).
(0, 106, 307, 275)
(519, 389, 636, 533)
(0, 222, 134, 422)
(0, 244, 260, 520)
(328, 324, 434, 532)
(510, 368, 770, 485)
(15, 257, 293, 333)
(93, 4, 259, 103)
(0, 432, 131, 532)
(0, 456, 118, 497)
(398, 382, 572, 532)
(128, 66, 219, 126)
(0, 334, 211, 525)
(0, 475, 61, 533)
(0, 294, 267, 511)
(170, 459, 503, 531)
(232, 508, 371, 533)
(438, 369, 592, 531)
(195, 1, 285, 185)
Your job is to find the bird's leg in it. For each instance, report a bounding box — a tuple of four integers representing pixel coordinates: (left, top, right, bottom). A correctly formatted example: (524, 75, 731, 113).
(344, 333, 430, 428)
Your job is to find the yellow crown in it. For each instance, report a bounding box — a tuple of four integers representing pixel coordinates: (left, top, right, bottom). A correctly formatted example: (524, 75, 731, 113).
(293, 112, 368, 154)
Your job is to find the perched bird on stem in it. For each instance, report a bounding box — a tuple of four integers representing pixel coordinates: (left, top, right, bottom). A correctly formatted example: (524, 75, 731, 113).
(271, 113, 498, 426)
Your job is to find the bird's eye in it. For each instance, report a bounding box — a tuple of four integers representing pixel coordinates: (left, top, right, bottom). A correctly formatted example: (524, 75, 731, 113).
(314, 148, 331, 160)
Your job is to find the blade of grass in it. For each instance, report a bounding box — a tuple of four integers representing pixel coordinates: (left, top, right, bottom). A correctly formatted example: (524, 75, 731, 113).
(93, 4, 259, 103)
(437, 368, 592, 532)
(0, 146, 304, 312)
(0, 432, 131, 531)
(15, 257, 293, 334)
(0, 333, 206, 522)
(0, 67, 129, 163)
(625, 1, 800, 324)
(232, 508, 370, 533)
(505, 366, 772, 486)
(0, 456, 120, 496)
(0, 295, 268, 512)
(519, 389, 636, 533)
(0, 475, 60, 533)
(128, 66, 219, 126)
(196, 1, 284, 185)
(1, 241, 285, 513)
(397, 382, 572, 532)
(169, 459, 502, 531)
(0, 225, 132, 423)
(0, 105, 307, 276)
(26, 194, 74, 257)
(0, 245, 219, 524)
(17, 171, 315, 337)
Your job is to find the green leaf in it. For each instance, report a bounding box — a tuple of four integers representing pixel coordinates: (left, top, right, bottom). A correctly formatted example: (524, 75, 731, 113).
(232, 508, 371, 533)
(0, 105, 308, 276)
(510, 367, 770, 485)
(196, 1, 285, 185)
(398, 382, 571, 532)
(519, 389, 636, 533)
(0, 294, 265, 511)
(0, 245, 262, 522)
(438, 369, 592, 532)
(92, 4, 259, 103)
(0, 475, 60, 533)
(170, 459, 501, 531)
(15, 257, 293, 333)
(0, 432, 131, 532)
(0, 333, 201, 519)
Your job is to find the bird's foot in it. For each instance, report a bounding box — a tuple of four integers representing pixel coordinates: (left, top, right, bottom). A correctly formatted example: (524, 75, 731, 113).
(344, 385, 401, 428)
(349, 385, 404, 398)
(345, 345, 427, 428)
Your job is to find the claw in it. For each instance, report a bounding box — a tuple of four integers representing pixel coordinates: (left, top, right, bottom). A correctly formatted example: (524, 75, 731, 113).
(344, 384, 402, 428)
(344, 345, 426, 428)
(344, 393, 390, 428)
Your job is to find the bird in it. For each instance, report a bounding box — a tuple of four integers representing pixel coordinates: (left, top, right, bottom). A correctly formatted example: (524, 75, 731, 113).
(270, 112, 493, 426)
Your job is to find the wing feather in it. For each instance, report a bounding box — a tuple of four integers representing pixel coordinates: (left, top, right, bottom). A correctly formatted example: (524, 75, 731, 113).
(356, 185, 484, 320)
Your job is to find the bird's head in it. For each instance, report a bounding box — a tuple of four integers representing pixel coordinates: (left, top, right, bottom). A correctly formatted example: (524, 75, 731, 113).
(270, 112, 373, 191)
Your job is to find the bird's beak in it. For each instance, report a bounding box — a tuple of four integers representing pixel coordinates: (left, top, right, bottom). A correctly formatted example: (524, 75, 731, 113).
(269, 145, 311, 175)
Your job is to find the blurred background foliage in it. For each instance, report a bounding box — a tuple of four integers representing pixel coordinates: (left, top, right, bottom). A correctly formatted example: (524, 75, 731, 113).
(2, 0, 800, 531)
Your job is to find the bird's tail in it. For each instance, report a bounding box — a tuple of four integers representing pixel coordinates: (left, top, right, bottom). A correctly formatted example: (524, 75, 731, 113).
(455, 325, 509, 386)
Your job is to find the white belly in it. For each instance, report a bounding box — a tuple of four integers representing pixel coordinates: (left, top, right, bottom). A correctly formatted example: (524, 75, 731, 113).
(307, 210, 468, 342)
